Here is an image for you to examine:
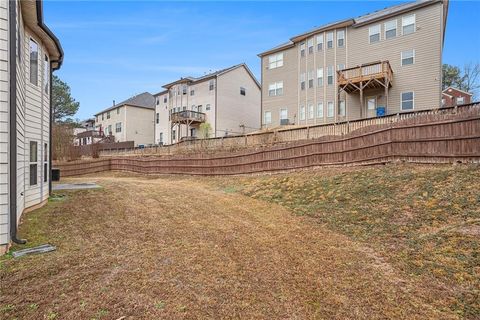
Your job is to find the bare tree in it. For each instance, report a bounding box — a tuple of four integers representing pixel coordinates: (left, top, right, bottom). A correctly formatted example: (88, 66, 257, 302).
(460, 62, 480, 99)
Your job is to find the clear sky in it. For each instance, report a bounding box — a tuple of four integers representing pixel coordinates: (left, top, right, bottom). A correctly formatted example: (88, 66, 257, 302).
(44, 0, 480, 120)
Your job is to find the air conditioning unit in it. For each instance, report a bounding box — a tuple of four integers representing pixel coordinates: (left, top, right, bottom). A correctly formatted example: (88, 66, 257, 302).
(280, 119, 290, 126)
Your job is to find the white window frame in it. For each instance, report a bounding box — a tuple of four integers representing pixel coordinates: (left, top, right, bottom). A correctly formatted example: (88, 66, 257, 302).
(337, 30, 345, 47)
(307, 38, 314, 54)
(264, 111, 272, 124)
(457, 96, 465, 105)
(317, 102, 324, 118)
(367, 96, 377, 110)
(327, 101, 334, 118)
(316, 34, 324, 51)
(326, 32, 334, 49)
(268, 53, 284, 69)
(401, 91, 415, 111)
(308, 70, 314, 88)
(327, 66, 334, 85)
(300, 73, 306, 90)
(369, 24, 381, 43)
(317, 68, 324, 86)
(338, 100, 346, 117)
(401, 49, 415, 66)
(300, 105, 306, 121)
(385, 20, 397, 39)
(29, 39, 39, 86)
(280, 108, 288, 120)
(402, 14, 416, 35)
(300, 42, 306, 57)
(268, 81, 283, 96)
(308, 104, 314, 119)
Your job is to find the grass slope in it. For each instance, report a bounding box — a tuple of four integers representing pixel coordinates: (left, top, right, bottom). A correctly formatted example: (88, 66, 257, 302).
(210, 164, 480, 318)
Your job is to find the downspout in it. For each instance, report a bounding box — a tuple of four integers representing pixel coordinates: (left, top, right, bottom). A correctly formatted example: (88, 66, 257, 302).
(9, 0, 26, 245)
(49, 63, 53, 194)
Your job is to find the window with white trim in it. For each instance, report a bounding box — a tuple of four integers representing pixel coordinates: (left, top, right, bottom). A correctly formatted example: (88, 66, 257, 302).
(338, 100, 346, 117)
(206, 104, 211, 111)
(156, 113, 159, 124)
(43, 143, 48, 183)
(326, 32, 334, 49)
(308, 38, 314, 54)
(402, 14, 415, 35)
(317, 102, 324, 118)
(209, 80, 215, 90)
(337, 64, 345, 72)
(29, 141, 38, 186)
(115, 122, 122, 133)
(308, 104, 314, 119)
(159, 133, 163, 144)
(268, 53, 284, 69)
(300, 73, 306, 90)
(308, 70, 314, 88)
(327, 101, 334, 118)
(316, 34, 324, 51)
(385, 20, 397, 39)
(457, 96, 465, 105)
(337, 30, 345, 47)
(280, 108, 288, 121)
(367, 97, 376, 110)
(264, 111, 272, 124)
(401, 49, 415, 66)
(268, 81, 283, 96)
(44, 55, 49, 94)
(317, 68, 324, 86)
(369, 25, 381, 43)
(300, 42, 306, 57)
(327, 66, 334, 85)
(29, 39, 38, 85)
(240, 87, 246, 96)
(300, 105, 306, 120)
(401, 91, 414, 110)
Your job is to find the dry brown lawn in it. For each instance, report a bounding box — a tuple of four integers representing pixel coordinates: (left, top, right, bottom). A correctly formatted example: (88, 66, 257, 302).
(0, 165, 478, 319)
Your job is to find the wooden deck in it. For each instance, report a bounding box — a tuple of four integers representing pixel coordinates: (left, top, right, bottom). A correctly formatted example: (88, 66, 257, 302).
(337, 61, 393, 94)
(171, 110, 206, 124)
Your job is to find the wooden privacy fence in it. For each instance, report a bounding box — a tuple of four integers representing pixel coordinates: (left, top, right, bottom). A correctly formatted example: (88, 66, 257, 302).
(99, 103, 479, 157)
(55, 105, 480, 177)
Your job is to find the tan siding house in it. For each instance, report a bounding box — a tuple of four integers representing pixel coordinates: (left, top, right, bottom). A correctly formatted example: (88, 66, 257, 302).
(154, 64, 260, 145)
(1, 0, 63, 253)
(94, 92, 155, 147)
(259, 0, 449, 128)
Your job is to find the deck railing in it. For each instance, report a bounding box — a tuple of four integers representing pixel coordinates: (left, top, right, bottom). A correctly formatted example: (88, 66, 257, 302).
(338, 61, 393, 85)
(171, 110, 206, 123)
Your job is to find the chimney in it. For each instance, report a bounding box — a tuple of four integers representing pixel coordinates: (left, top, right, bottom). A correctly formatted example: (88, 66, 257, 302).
(113, 100, 115, 106)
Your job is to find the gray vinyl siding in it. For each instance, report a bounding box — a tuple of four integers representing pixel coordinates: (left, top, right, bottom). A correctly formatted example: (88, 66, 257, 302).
(261, 1, 444, 125)
(0, 0, 8, 245)
(262, 46, 298, 127)
(216, 66, 261, 135)
(347, 2, 443, 116)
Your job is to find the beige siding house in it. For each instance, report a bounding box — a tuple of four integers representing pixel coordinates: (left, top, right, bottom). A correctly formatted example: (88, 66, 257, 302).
(154, 64, 260, 145)
(259, 0, 449, 128)
(94, 92, 155, 147)
(1, 0, 63, 253)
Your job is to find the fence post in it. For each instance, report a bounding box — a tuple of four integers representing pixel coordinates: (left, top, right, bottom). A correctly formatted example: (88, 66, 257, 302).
(307, 126, 310, 139)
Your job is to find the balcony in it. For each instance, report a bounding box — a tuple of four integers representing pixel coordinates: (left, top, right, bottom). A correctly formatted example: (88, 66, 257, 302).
(171, 110, 206, 124)
(337, 61, 393, 94)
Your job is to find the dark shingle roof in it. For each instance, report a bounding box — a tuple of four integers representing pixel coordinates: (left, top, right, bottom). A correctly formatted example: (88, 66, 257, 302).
(94, 92, 155, 115)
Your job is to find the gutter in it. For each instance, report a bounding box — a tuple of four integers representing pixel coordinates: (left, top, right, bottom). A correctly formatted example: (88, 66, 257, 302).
(9, 0, 26, 245)
(36, 0, 63, 70)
